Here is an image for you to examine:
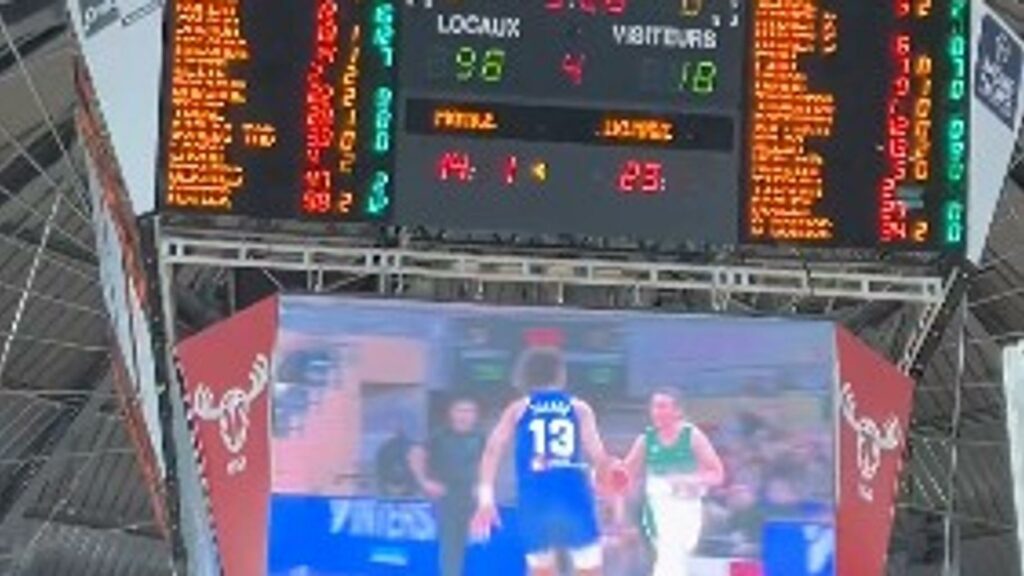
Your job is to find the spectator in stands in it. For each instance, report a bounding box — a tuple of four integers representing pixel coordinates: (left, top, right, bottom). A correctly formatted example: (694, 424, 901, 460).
(375, 417, 420, 497)
(411, 395, 485, 576)
(720, 483, 762, 556)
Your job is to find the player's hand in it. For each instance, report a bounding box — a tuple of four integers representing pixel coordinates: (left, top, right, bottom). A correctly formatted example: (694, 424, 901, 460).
(423, 480, 446, 499)
(596, 460, 631, 497)
(607, 462, 632, 495)
(470, 503, 501, 541)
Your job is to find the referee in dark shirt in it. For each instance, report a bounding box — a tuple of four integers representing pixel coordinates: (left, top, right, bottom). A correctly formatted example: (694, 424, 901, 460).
(411, 396, 485, 576)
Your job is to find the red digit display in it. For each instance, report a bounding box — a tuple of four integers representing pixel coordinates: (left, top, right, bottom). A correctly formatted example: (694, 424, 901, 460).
(605, 0, 626, 14)
(562, 53, 585, 86)
(503, 155, 518, 185)
(301, 0, 341, 214)
(437, 151, 473, 182)
(618, 160, 641, 192)
(544, 0, 626, 14)
(879, 33, 913, 242)
(617, 161, 664, 194)
(641, 162, 662, 192)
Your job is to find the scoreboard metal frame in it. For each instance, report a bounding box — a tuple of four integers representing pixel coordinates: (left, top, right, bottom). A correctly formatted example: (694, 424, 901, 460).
(156, 0, 970, 254)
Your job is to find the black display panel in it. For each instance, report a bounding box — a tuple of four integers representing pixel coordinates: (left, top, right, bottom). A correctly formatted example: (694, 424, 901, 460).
(394, 0, 747, 243)
(393, 0, 969, 251)
(156, 0, 970, 253)
(158, 0, 398, 219)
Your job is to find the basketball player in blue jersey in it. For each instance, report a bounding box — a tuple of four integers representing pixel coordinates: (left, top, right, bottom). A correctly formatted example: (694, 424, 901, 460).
(471, 347, 612, 576)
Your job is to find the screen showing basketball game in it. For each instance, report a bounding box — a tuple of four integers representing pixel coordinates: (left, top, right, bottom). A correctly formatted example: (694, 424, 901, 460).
(268, 297, 837, 576)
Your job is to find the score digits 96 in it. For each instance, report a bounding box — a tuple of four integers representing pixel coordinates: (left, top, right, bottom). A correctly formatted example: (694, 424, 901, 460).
(425, 0, 723, 92)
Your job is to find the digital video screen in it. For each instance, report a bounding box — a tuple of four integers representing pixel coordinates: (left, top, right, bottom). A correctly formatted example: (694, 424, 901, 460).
(268, 297, 837, 575)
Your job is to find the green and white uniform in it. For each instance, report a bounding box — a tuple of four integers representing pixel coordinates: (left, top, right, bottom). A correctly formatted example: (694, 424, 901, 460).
(640, 424, 703, 576)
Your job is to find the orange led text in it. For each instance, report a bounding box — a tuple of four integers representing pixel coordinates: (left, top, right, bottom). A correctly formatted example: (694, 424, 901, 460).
(598, 117, 674, 143)
(748, 1, 837, 241)
(433, 108, 499, 132)
(166, 0, 250, 210)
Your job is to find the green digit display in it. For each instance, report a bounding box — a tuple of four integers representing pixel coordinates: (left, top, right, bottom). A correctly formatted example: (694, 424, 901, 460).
(944, 200, 964, 244)
(679, 61, 716, 95)
(455, 47, 505, 83)
(692, 61, 716, 94)
(455, 46, 476, 81)
(481, 48, 506, 82)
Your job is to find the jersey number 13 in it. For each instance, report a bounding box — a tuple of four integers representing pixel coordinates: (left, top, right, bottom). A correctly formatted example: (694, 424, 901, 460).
(529, 417, 577, 458)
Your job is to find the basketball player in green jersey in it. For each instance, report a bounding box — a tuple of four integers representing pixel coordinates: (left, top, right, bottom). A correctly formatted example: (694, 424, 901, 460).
(622, 388, 725, 576)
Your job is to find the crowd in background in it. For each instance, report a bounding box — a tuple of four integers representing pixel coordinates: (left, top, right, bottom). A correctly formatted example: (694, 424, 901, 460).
(699, 407, 833, 557)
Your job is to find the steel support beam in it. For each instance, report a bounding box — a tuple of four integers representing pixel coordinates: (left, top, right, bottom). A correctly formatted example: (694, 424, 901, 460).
(162, 234, 946, 305)
(900, 269, 963, 373)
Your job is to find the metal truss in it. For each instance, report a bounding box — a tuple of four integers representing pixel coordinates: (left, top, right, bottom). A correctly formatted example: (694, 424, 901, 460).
(898, 268, 962, 374)
(161, 232, 946, 305)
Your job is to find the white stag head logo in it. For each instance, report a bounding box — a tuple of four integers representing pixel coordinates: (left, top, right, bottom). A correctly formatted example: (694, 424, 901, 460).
(840, 382, 901, 502)
(192, 354, 270, 474)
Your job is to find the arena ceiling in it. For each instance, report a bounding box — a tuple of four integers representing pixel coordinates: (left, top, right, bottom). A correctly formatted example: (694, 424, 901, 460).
(0, 1, 174, 574)
(0, 0, 1020, 575)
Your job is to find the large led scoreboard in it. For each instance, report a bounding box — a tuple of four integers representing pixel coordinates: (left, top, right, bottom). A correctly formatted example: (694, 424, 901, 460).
(157, 0, 969, 251)
(159, 0, 397, 220)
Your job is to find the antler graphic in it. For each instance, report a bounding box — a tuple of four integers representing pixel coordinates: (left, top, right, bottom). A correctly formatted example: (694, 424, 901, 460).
(840, 382, 860, 431)
(877, 415, 901, 450)
(191, 354, 268, 423)
(841, 381, 902, 447)
(246, 354, 269, 403)
(192, 384, 223, 422)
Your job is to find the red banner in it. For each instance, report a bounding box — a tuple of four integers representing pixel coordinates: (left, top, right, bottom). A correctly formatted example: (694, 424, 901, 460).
(177, 297, 278, 576)
(835, 327, 914, 576)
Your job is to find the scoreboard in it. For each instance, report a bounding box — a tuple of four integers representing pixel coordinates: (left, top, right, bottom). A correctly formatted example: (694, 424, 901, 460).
(159, 0, 397, 220)
(395, 0, 745, 244)
(157, 0, 969, 251)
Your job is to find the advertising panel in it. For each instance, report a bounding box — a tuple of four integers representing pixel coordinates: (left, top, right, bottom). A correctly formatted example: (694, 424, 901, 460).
(67, 0, 163, 214)
(968, 0, 1024, 263)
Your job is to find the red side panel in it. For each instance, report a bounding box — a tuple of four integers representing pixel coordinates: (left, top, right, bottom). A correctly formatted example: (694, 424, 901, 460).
(177, 297, 278, 576)
(835, 327, 914, 576)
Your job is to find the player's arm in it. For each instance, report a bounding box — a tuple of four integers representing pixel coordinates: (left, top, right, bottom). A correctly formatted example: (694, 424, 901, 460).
(477, 398, 526, 506)
(691, 426, 725, 487)
(408, 443, 429, 484)
(408, 442, 445, 498)
(623, 433, 646, 481)
(574, 399, 611, 470)
(471, 400, 525, 540)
